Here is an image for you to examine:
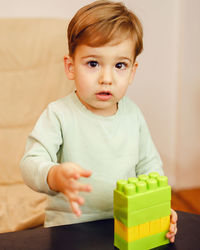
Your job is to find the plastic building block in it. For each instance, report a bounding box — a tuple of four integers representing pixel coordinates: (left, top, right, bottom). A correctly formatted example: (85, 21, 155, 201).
(114, 216, 170, 242)
(114, 230, 169, 250)
(114, 172, 171, 250)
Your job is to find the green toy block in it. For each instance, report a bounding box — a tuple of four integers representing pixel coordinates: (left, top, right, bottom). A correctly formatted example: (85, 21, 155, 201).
(114, 201, 170, 227)
(114, 173, 171, 226)
(114, 174, 171, 213)
(114, 231, 170, 250)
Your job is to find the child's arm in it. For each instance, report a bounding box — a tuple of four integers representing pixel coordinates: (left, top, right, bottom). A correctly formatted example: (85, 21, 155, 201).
(20, 103, 92, 217)
(166, 209, 178, 243)
(20, 104, 64, 194)
(47, 162, 92, 217)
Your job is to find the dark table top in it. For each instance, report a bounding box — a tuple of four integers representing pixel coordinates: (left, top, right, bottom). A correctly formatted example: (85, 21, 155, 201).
(0, 211, 199, 250)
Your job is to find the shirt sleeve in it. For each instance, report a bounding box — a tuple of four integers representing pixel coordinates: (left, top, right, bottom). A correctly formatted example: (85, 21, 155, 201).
(135, 109, 164, 177)
(20, 103, 63, 195)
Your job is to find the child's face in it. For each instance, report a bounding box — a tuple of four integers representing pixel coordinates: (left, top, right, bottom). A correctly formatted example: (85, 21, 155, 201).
(65, 38, 137, 116)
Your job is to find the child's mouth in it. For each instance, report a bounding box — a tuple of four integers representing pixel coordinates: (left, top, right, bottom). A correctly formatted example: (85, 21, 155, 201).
(96, 91, 112, 101)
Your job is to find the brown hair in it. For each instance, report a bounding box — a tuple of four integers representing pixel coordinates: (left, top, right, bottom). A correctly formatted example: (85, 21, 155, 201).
(67, 0, 143, 60)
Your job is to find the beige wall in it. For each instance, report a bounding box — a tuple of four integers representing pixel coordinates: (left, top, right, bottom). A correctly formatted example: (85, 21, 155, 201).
(0, 0, 199, 189)
(176, 0, 200, 189)
(125, 0, 179, 188)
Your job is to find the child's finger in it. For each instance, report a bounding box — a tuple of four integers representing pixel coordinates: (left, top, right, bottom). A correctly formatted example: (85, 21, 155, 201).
(170, 209, 178, 224)
(166, 231, 175, 241)
(166, 224, 177, 242)
(169, 222, 176, 233)
(170, 223, 177, 236)
(170, 236, 175, 243)
(62, 165, 81, 179)
(71, 201, 82, 217)
(64, 190, 85, 205)
(65, 178, 92, 192)
(77, 182, 92, 192)
(167, 231, 176, 238)
(174, 226, 177, 235)
(62, 163, 92, 179)
(80, 169, 92, 177)
(75, 165, 92, 178)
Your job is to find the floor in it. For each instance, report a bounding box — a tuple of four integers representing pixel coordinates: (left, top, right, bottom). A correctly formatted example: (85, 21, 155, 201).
(171, 188, 200, 214)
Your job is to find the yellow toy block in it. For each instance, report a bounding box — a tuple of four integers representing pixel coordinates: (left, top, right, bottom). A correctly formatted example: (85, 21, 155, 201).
(161, 216, 170, 231)
(115, 215, 170, 242)
(149, 218, 161, 235)
(115, 219, 139, 242)
(139, 222, 149, 238)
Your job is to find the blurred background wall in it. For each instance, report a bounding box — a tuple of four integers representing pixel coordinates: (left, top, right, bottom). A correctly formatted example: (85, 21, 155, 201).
(0, 0, 199, 189)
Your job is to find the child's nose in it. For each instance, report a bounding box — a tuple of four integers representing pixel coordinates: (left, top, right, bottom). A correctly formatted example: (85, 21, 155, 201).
(98, 67, 113, 85)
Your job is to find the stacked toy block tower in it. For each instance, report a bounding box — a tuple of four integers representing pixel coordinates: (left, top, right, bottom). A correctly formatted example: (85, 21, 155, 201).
(114, 172, 171, 250)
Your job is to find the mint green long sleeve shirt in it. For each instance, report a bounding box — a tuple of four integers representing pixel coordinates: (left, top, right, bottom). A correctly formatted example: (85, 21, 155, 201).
(20, 91, 163, 227)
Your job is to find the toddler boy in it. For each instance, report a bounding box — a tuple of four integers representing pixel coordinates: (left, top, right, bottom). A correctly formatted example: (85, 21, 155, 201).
(20, 0, 177, 242)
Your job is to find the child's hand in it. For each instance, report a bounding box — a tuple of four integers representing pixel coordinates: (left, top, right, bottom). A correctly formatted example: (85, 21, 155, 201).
(166, 209, 178, 243)
(47, 162, 92, 217)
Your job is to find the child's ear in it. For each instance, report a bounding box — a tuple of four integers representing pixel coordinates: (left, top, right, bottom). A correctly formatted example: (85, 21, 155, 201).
(64, 56, 75, 80)
(129, 61, 138, 85)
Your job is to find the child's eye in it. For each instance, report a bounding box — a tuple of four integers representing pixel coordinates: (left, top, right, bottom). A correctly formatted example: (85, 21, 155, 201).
(88, 61, 99, 68)
(115, 62, 127, 70)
